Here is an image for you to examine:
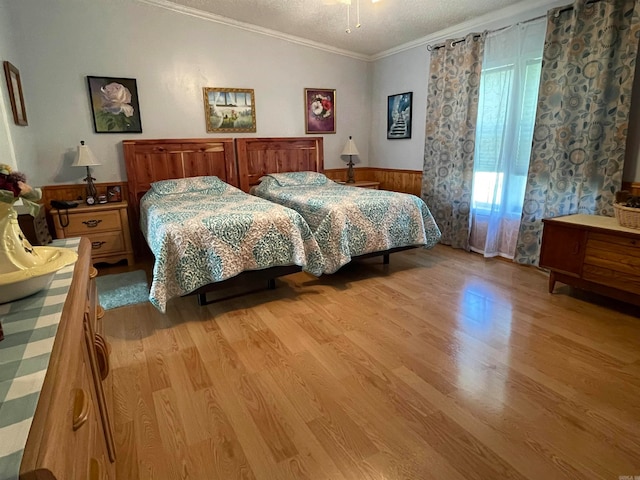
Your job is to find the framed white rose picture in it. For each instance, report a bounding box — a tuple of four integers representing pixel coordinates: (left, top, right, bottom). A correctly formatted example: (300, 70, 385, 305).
(203, 87, 256, 133)
(305, 88, 335, 134)
(87, 76, 142, 133)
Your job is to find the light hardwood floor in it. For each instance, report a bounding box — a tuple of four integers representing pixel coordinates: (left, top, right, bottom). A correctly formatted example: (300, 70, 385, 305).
(104, 245, 640, 480)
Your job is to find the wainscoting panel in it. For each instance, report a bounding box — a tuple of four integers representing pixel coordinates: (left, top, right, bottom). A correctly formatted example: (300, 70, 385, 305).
(325, 167, 423, 196)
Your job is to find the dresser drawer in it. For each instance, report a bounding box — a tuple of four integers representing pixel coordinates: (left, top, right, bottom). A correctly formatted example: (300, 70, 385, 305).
(583, 232, 640, 294)
(88, 231, 125, 255)
(64, 210, 122, 235)
(63, 354, 94, 479)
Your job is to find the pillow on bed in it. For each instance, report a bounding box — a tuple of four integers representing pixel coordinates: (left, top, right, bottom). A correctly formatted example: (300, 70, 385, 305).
(150, 176, 228, 195)
(260, 171, 329, 187)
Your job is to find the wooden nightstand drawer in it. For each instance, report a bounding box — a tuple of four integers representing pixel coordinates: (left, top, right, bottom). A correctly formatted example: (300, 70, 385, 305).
(64, 210, 121, 235)
(88, 231, 124, 255)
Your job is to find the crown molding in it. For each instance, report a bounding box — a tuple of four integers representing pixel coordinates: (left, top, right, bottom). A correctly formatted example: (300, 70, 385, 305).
(136, 0, 371, 62)
(370, 0, 564, 61)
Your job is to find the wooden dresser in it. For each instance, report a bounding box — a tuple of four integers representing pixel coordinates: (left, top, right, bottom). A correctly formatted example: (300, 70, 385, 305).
(540, 214, 640, 306)
(50, 201, 134, 266)
(0, 238, 116, 479)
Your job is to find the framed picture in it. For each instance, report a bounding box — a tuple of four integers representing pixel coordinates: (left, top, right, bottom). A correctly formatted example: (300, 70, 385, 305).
(387, 92, 412, 139)
(203, 88, 256, 133)
(3, 61, 27, 126)
(87, 76, 142, 133)
(305, 88, 336, 134)
(106, 185, 122, 203)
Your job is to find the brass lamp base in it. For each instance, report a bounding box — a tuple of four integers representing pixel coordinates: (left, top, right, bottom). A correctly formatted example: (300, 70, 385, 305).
(346, 158, 355, 183)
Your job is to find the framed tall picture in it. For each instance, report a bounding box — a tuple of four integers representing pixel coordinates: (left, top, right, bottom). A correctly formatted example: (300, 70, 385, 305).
(3, 61, 27, 126)
(203, 88, 256, 133)
(305, 88, 336, 134)
(387, 92, 412, 139)
(87, 76, 142, 133)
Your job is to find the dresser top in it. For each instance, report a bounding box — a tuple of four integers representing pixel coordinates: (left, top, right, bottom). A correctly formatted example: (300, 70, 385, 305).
(544, 214, 640, 236)
(0, 238, 80, 480)
(49, 199, 127, 215)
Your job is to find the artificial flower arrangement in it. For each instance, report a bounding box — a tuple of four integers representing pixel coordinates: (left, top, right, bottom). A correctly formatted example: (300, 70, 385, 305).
(0, 163, 41, 215)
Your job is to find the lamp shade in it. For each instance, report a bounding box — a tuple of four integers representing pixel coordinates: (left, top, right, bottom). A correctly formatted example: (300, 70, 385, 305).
(71, 141, 101, 167)
(341, 136, 360, 156)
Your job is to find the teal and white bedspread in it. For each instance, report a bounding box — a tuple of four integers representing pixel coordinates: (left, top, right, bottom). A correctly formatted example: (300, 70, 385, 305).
(140, 176, 324, 312)
(252, 172, 442, 273)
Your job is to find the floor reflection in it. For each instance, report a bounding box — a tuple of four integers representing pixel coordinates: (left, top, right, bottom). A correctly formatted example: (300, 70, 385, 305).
(455, 279, 512, 409)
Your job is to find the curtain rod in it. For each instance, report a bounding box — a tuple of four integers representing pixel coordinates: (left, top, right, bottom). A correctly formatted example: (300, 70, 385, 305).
(427, 0, 601, 51)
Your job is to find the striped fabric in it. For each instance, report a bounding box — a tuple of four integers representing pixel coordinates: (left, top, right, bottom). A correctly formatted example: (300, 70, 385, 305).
(0, 238, 80, 480)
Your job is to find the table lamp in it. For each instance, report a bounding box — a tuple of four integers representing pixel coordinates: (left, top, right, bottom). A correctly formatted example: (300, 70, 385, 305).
(341, 136, 360, 183)
(71, 140, 100, 204)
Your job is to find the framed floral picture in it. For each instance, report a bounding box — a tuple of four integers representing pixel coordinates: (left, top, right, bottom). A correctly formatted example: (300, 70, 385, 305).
(305, 88, 335, 134)
(87, 76, 142, 133)
(3, 61, 27, 126)
(387, 92, 412, 139)
(203, 88, 256, 133)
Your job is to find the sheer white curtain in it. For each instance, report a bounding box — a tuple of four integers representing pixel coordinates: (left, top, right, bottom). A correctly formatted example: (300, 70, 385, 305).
(469, 19, 545, 258)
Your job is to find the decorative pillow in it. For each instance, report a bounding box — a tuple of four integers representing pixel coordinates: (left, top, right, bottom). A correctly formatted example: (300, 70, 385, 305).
(260, 171, 329, 187)
(151, 176, 227, 195)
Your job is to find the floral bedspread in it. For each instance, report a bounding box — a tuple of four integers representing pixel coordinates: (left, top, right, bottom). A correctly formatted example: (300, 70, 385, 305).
(253, 174, 442, 273)
(140, 176, 324, 312)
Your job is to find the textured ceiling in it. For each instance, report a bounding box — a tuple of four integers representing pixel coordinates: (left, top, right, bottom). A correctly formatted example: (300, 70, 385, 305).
(163, 0, 526, 57)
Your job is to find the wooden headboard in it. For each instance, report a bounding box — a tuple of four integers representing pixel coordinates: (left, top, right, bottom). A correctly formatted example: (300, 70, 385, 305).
(122, 138, 236, 254)
(235, 137, 324, 192)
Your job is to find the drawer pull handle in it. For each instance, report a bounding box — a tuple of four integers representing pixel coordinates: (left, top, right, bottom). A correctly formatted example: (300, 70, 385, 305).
(95, 333, 110, 380)
(89, 266, 98, 279)
(72, 388, 90, 430)
(83, 219, 102, 228)
(92, 241, 107, 249)
(572, 242, 580, 255)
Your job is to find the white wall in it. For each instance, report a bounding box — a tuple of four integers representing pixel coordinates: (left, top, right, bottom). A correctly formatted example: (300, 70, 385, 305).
(2, 0, 371, 187)
(0, 0, 30, 171)
(369, 0, 640, 183)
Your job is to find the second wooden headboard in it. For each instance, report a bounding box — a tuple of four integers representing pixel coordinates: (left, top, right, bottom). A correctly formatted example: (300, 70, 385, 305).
(235, 137, 324, 192)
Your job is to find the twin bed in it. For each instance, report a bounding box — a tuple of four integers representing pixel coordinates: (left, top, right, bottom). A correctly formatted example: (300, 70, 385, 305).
(124, 137, 441, 311)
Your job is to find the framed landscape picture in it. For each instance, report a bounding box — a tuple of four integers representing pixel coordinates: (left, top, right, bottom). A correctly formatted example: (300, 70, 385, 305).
(203, 87, 256, 133)
(387, 92, 412, 139)
(87, 76, 142, 133)
(305, 88, 336, 134)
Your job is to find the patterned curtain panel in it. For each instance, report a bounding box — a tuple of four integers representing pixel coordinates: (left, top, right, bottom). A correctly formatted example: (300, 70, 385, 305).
(514, 0, 640, 265)
(422, 34, 485, 249)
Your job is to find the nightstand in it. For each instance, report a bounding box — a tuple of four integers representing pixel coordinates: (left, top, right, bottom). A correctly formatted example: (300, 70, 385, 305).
(50, 200, 134, 265)
(340, 180, 380, 189)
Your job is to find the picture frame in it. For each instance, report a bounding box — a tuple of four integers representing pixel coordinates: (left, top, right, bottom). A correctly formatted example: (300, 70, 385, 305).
(304, 88, 336, 134)
(3, 61, 28, 126)
(203, 88, 256, 133)
(387, 92, 412, 139)
(106, 185, 122, 203)
(87, 76, 142, 133)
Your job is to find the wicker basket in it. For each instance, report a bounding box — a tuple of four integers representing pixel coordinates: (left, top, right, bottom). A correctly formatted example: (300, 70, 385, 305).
(613, 202, 640, 229)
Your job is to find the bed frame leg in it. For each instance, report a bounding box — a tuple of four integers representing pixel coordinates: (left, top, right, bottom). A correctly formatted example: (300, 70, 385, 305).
(383, 253, 390, 264)
(197, 293, 207, 305)
(267, 279, 276, 290)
